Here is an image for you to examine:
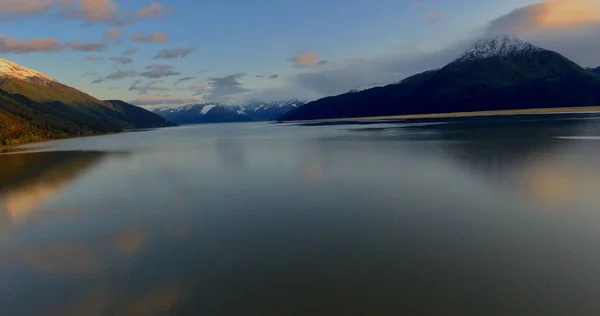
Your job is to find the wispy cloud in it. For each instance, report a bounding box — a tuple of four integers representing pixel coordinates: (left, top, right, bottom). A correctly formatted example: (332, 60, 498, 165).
(174, 76, 195, 85)
(105, 69, 138, 80)
(134, 2, 172, 18)
(129, 82, 171, 95)
(189, 73, 248, 101)
(153, 48, 196, 59)
(139, 64, 180, 78)
(85, 56, 103, 62)
(131, 32, 167, 43)
(123, 47, 139, 55)
(128, 95, 204, 108)
(109, 56, 133, 64)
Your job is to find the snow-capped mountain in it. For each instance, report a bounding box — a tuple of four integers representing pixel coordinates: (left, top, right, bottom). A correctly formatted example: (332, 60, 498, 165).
(154, 103, 252, 124)
(0, 58, 56, 83)
(238, 99, 305, 121)
(454, 35, 544, 63)
(154, 100, 305, 125)
(0, 58, 172, 145)
(283, 35, 600, 121)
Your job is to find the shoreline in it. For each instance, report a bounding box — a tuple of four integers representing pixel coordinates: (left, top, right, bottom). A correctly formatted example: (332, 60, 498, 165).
(282, 106, 600, 123)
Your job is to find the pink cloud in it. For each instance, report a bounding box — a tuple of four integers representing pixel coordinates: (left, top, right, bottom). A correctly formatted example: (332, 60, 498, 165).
(60, 0, 128, 25)
(0, 34, 107, 53)
(131, 32, 168, 43)
(424, 11, 444, 22)
(135, 2, 171, 18)
(105, 28, 121, 40)
(0, 35, 62, 53)
(288, 52, 319, 67)
(0, 0, 73, 19)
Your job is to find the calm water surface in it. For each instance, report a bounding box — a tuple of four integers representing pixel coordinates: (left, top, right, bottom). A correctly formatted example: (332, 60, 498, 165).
(2, 116, 600, 315)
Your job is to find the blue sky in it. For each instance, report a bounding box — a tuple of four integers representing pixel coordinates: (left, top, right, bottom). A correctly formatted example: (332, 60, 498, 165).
(0, 0, 597, 107)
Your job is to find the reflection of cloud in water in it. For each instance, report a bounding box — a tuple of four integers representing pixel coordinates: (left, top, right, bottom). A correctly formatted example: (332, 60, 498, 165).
(519, 160, 600, 207)
(215, 139, 246, 170)
(114, 228, 147, 256)
(22, 241, 100, 276)
(0, 151, 108, 225)
(126, 283, 186, 316)
(49, 287, 115, 316)
(46, 283, 186, 316)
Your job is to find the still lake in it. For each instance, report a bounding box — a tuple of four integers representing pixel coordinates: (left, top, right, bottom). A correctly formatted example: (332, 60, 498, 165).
(2, 115, 600, 315)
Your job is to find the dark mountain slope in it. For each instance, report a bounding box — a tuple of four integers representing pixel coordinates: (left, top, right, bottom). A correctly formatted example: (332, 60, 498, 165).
(0, 58, 173, 145)
(283, 36, 600, 121)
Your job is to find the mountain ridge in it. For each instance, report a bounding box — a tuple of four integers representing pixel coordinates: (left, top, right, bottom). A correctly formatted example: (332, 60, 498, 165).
(154, 100, 305, 124)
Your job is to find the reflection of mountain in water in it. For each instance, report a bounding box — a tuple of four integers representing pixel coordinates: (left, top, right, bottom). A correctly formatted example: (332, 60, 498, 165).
(0, 151, 110, 225)
(402, 116, 600, 207)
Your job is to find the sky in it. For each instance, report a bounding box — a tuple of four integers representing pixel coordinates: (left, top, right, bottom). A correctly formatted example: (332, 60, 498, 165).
(1, 0, 599, 108)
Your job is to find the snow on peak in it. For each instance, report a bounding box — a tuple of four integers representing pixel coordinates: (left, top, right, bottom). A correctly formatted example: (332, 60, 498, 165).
(0, 58, 56, 82)
(200, 104, 217, 115)
(455, 35, 543, 62)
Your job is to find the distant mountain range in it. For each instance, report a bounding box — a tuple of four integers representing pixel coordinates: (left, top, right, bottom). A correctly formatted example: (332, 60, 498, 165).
(0, 59, 173, 146)
(153, 100, 305, 125)
(282, 35, 600, 121)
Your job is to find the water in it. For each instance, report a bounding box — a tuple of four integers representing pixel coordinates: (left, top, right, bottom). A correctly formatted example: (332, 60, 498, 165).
(2, 116, 600, 315)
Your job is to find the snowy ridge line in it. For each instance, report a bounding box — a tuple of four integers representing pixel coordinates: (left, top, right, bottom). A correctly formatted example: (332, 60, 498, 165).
(455, 35, 544, 62)
(0, 58, 56, 82)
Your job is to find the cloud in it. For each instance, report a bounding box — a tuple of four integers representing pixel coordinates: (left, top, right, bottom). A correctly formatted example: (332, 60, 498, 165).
(486, 0, 600, 36)
(131, 32, 167, 43)
(139, 64, 180, 78)
(288, 51, 319, 67)
(134, 2, 172, 18)
(91, 77, 104, 84)
(269, 74, 279, 79)
(105, 69, 138, 80)
(425, 11, 444, 22)
(485, 0, 600, 66)
(85, 56, 103, 62)
(0, 35, 61, 53)
(60, 0, 128, 26)
(0, 0, 72, 20)
(189, 73, 249, 102)
(153, 48, 196, 59)
(0, 34, 107, 53)
(317, 60, 328, 65)
(123, 47, 139, 55)
(104, 28, 121, 40)
(174, 76, 195, 85)
(109, 56, 133, 64)
(128, 95, 204, 108)
(129, 82, 171, 95)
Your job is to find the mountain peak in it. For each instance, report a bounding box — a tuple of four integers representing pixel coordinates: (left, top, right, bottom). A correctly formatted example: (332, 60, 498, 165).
(455, 35, 544, 62)
(0, 58, 56, 83)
